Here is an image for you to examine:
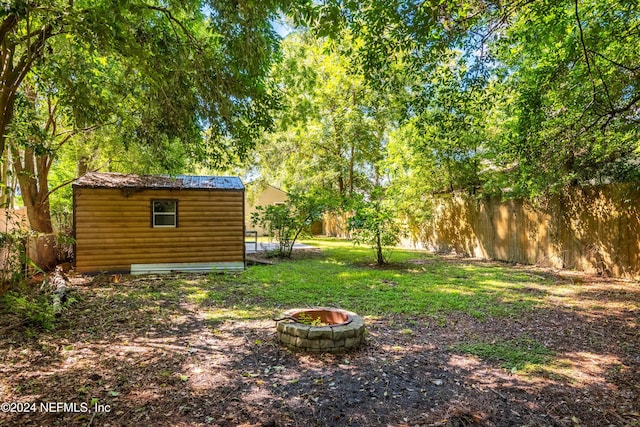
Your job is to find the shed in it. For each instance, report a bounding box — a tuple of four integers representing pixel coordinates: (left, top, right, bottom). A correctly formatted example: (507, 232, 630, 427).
(73, 172, 245, 274)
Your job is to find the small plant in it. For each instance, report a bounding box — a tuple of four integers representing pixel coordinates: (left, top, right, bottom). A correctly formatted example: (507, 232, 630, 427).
(251, 193, 326, 258)
(347, 191, 402, 265)
(296, 313, 325, 326)
(0, 288, 56, 330)
(0, 228, 29, 292)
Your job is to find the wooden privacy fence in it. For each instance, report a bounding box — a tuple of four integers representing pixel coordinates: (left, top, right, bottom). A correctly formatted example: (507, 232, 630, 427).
(410, 183, 640, 279)
(0, 208, 27, 233)
(322, 211, 350, 238)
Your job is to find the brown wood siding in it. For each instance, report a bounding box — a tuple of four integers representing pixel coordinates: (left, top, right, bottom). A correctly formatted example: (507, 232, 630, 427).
(74, 187, 244, 273)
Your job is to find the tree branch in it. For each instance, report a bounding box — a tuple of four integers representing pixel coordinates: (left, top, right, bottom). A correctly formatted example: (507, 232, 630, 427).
(44, 175, 84, 200)
(574, 0, 597, 105)
(601, 92, 640, 128)
(10, 23, 55, 92)
(45, 97, 59, 136)
(54, 123, 109, 149)
(588, 49, 640, 73)
(146, 5, 201, 48)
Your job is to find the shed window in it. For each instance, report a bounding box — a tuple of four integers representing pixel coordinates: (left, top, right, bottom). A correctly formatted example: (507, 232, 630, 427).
(152, 200, 177, 227)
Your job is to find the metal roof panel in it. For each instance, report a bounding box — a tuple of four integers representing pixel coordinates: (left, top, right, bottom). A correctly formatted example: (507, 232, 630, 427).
(73, 172, 244, 190)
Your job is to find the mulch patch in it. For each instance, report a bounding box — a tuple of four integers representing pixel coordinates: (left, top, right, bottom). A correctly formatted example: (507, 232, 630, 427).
(0, 263, 639, 427)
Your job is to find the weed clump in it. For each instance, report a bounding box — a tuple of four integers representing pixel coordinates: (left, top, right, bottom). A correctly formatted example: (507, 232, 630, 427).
(0, 288, 56, 331)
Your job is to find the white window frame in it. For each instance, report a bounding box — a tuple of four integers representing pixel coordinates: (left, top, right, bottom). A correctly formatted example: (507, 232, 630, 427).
(152, 199, 178, 228)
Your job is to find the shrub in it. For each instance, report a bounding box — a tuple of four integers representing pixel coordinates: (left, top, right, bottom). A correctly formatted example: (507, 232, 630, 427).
(347, 195, 401, 265)
(251, 193, 325, 258)
(0, 228, 28, 293)
(0, 288, 56, 331)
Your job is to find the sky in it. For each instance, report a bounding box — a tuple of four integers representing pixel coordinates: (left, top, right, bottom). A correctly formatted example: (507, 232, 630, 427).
(272, 16, 294, 38)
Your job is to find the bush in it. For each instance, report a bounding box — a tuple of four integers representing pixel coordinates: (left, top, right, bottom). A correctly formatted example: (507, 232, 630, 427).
(52, 209, 75, 263)
(347, 195, 401, 265)
(0, 228, 28, 292)
(251, 193, 325, 258)
(0, 289, 56, 331)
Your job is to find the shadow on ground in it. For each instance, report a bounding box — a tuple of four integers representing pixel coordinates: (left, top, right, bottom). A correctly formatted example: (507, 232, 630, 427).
(0, 262, 638, 427)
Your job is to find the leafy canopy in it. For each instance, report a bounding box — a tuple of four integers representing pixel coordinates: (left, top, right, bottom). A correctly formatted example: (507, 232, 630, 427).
(1, 0, 288, 164)
(297, 0, 640, 197)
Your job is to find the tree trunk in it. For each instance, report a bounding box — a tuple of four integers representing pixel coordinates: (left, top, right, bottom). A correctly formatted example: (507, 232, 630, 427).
(12, 144, 57, 270)
(376, 231, 384, 265)
(20, 167, 56, 270)
(349, 142, 355, 195)
(0, 77, 17, 159)
(0, 76, 18, 210)
(28, 233, 57, 272)
(0, 150, 9, 208)
(23, 193, 54, 234)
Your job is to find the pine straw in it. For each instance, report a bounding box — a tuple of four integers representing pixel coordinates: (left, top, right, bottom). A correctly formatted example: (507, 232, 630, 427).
(0, 264, 638, 427)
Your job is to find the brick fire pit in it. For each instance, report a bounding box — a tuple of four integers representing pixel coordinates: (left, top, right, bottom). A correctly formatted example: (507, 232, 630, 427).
(275, 308, 365, 352)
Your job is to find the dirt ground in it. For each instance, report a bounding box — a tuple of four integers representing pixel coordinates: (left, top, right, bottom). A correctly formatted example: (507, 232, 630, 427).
(1, 259, 639, 427)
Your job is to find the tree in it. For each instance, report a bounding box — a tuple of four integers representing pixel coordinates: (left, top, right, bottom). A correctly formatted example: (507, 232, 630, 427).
(486, 0, 640, 196)
(298, 1, 493, 83)
(303, 0, 640, 197)
(409, 49, 491, 194)
(383, 122, 437, 244)
(250, 193, 325, 258)
(347, 191, 401, 265)
(1, 0, 290, 267)
(256, 31, 400, 202)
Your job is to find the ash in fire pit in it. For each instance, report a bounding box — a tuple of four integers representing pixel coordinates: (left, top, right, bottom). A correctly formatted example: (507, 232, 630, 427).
(275, 308, 365, 352)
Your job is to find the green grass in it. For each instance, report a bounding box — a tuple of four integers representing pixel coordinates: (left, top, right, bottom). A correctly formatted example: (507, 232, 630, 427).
(452, 337, 555, 371)
(204, 238, 549, 319)
(98, 238, 551, 325)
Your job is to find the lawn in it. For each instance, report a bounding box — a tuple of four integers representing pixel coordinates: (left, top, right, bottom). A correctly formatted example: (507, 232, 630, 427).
(1, 238, 639, 426)
(234, 238, 545, 319)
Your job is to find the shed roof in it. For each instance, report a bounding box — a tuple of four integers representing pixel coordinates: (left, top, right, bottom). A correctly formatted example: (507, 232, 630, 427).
(74, 172, 244, 190)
